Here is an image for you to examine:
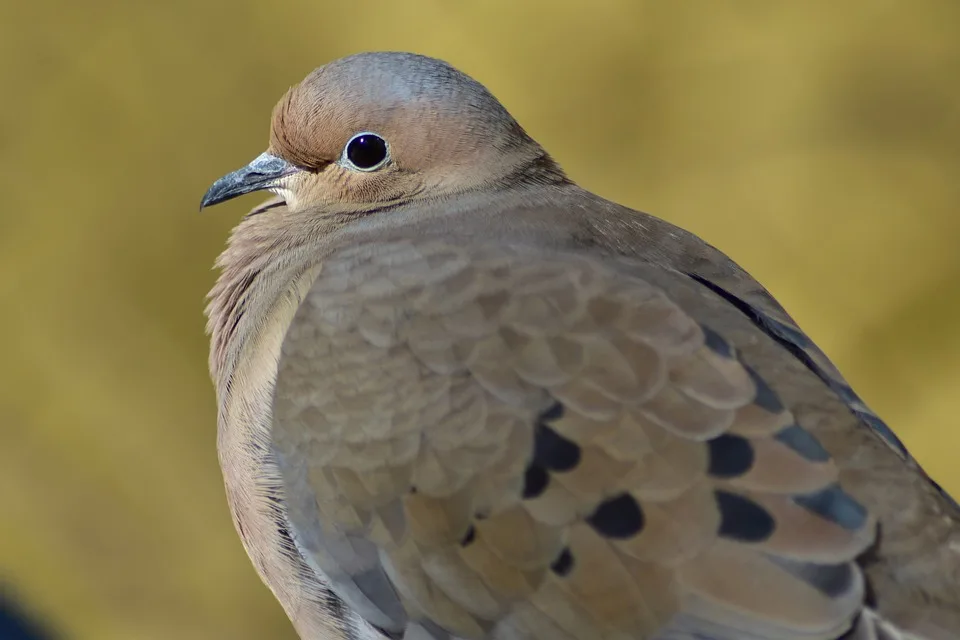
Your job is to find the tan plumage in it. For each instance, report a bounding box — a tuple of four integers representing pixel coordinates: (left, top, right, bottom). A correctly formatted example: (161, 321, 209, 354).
(201, 52, 960, 639)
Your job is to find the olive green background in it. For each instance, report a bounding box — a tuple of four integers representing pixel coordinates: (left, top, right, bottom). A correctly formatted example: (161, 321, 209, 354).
(2, 1, 958, 638)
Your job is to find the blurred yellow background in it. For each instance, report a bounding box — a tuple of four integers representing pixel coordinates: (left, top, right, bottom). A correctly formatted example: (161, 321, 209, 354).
(1, 1, 958, 638)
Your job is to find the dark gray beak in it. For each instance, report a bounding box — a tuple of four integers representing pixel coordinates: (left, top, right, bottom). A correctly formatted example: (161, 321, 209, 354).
(200, 152, 300, 210)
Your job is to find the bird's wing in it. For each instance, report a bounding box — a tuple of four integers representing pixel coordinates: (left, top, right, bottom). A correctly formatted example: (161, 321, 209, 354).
(269, 238, 929, 639)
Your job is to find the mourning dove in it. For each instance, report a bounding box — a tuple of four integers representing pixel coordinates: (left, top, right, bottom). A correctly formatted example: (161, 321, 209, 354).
(200, 52, 960, 640)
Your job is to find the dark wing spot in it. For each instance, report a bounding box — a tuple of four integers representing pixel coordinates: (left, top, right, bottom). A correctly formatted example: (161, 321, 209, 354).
(460, 526, 476, 547)
(707, 434, 755, 478)
(550, 547, 575, 577)
(715, 490, 775, 542)
(686, 274, 910, 459)
(775, 424, 831, 462)
(539, 401, 565, 422)
(534, 423, 581, 472)
(687, 275, 958, 513)
(795, 484, 868, 531)
(701, 324, 735, 358)
(805, 563, 856, 599)
(586, 493, 645, 539)
(767, 555, 856, 598)
(522, 464, 550, 499)
(742, 365, 784, 413)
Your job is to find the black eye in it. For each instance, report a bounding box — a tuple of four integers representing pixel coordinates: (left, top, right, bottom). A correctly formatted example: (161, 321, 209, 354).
(344, 132, 389, 171)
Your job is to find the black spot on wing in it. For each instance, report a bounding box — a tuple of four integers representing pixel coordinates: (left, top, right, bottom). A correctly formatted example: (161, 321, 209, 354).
(701, 324, 735, 358)
(688, 275, 960, 512)
(742, 365, 784, 413)
(767, 555, 856, 598)
(684, 277, 911, 458)
(586, 493, 645, 539)
(707, 434, 754, 478)
(550, 547, 575, 577)
(795, 484, 868, 531)
(809, 563, 856, 599)
(460, 526, 476, 547)
(522, 464, 549, 499)
(534, 423, 581, 472)
(539, 401, 565, 422)
(715, 490, 775, 542)
(775, 424, 831, 462)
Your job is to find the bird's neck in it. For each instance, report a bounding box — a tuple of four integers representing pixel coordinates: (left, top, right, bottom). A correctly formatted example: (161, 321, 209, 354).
(205, 208, 336, 406)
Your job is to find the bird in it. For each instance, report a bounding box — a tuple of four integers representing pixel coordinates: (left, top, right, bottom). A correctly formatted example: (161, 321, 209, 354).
(200, 51, 960, 640)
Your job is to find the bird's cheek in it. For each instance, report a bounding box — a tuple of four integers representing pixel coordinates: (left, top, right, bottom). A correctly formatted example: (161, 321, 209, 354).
(369, 172, 427, 203)
(281, 174, 337, 211)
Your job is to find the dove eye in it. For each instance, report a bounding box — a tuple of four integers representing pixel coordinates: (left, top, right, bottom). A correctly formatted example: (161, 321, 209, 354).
(342, 132, 390, 171)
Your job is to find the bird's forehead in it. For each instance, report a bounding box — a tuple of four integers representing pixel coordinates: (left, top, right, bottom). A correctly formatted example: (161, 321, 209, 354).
(268, 53, 521, 169)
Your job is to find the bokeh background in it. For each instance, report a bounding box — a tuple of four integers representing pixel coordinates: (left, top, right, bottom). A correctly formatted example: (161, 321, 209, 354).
(1, 1, 958, 638)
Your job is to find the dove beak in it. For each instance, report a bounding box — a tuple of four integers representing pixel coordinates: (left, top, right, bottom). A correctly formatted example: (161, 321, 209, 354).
(200, 152, 301, 210)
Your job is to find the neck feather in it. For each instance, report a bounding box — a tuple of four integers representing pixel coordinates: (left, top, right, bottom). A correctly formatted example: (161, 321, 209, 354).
(205, 200, 342, 398)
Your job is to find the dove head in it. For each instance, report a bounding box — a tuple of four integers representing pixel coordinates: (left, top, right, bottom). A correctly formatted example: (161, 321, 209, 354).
(201, 52, 566, 213)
